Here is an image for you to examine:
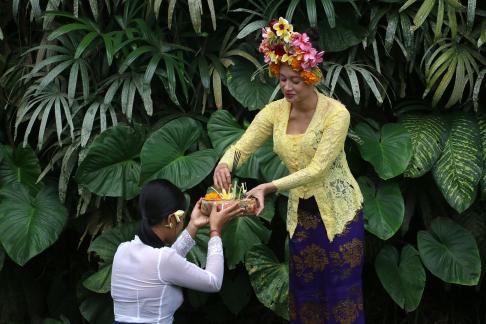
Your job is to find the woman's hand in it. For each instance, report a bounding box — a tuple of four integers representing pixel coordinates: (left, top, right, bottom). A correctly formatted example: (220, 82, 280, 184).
(186, 199, 209, 239)
(209, 202, 243, 237)
(245, 183, 277, 215)
(213, 163, 231, 191)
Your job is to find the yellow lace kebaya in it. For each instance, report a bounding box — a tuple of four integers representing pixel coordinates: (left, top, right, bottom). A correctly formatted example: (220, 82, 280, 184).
(219, 91, 363, 242)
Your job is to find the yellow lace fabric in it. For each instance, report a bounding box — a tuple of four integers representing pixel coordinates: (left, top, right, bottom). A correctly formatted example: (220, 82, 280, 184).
(219, 92, 363, 242)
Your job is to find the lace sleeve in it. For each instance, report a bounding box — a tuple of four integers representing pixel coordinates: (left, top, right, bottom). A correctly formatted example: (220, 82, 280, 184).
(171, 229, 195, 257)
(219, 105, 275, 170)
(272, 108, 350, 191)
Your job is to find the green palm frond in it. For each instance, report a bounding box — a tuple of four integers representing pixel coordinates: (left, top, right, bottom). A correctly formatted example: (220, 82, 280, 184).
(16, 79, 74, 149)
(423, 38, 486, 108)
(324, 62, 386, 105)
(154, 0, 217, 32)
(399, 0, 465, 38)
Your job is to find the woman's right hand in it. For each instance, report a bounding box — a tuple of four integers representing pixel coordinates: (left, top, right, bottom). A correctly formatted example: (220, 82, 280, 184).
(213, 163, 231, 192)
(209, 202, 242, 236)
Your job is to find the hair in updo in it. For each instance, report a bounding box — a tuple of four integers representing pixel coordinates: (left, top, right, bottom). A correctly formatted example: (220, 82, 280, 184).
(139, 179, 185, 226)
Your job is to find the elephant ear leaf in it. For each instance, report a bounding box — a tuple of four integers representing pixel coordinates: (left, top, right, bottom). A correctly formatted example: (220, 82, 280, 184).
(140, 117, 218, 190)
(76, 124, 145, 199)
(0, 144, 41, 193)
(400, 114, 447, 178)
(358, 176, 404, 240)
(432, 113, 482, 213)
(354, 123, 412, 179)
(375, 244, 425, 312)
(418, 217, 481, 285)
(227, 58, 275, 111)
(0, 183, 68, 266)
(245, 244, 289, 320)
(478, 115, 486, 200)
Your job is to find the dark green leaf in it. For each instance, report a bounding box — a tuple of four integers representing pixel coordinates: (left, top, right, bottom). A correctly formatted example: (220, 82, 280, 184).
(222, 217, 270, 269)
(220, 269, 252, 314)
(418, 217, 481, 285)
(227, 58, 276, 111)
(140, 117, 218, 190)
(0, 144, 41, 193)
(0, 183, 68, 266)
(354, 123, 413, 179)
(76, 124, 145, 199)
(432, 113, 482, 213)
(358, 177, 404, 240)
(375, 245, 425, 312)
(400, 114, 447, 177)
(245, 244, 289, 320)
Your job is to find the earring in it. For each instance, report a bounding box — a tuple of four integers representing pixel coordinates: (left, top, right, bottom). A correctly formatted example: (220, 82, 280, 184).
(164, 222, 174, 229)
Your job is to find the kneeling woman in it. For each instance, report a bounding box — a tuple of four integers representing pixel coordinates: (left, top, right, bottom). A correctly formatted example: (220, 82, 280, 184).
(111, 179, 242, 324)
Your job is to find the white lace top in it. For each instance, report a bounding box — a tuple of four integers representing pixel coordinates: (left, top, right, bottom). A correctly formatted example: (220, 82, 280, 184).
(111, 229, 223, 324)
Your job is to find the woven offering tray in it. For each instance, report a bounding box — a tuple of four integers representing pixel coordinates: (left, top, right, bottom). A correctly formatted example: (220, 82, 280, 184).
(201, 183, 257, 216)
(201, 198, 258, 216)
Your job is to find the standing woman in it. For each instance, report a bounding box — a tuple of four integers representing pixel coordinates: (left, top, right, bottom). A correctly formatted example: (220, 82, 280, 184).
(213, 18, 365, 323)
(111, 179, 242, 324)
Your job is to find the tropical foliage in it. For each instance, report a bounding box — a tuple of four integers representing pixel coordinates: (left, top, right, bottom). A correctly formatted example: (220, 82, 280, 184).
(0, 0, 486, 323)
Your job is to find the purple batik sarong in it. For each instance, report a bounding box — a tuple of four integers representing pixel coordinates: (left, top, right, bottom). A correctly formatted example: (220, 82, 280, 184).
(289, 198, 365, 324)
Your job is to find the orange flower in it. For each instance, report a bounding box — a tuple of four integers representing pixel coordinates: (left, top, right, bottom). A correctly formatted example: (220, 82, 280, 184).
(269, 63, 280, 77)
(291, 59, 301, 71)
(300, 70, 321, 85)
(204, 192, 222, 200)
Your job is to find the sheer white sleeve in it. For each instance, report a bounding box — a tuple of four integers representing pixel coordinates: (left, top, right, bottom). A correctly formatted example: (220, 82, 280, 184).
(159, 236, 224, 292)
(171, 229, 195, 257)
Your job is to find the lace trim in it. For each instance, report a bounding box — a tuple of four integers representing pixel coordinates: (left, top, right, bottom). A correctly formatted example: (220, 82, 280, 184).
(171, 229, 195, 257)
(207, 236, 223, 256)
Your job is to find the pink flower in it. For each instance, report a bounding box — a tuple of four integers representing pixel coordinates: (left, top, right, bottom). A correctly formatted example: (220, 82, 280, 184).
(292, 32, 312, 51)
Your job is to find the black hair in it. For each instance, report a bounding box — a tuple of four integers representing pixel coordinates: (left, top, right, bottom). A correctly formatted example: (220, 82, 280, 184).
(137, 179, 186, 248)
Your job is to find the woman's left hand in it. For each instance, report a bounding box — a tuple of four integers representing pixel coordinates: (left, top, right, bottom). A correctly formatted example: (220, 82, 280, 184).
(245, 183, 277, 215)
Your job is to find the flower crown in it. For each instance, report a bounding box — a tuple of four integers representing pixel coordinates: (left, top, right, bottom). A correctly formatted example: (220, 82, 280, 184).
(259, 17, 324, 85)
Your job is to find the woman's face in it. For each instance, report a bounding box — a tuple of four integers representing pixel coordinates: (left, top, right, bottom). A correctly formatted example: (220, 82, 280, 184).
(278, 64, 314, 103)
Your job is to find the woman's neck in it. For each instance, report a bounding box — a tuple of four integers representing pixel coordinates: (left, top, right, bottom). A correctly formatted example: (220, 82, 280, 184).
(292, 90, 317, 113)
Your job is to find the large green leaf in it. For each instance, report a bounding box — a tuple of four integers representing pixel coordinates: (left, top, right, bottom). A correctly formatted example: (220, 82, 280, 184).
(76, 124, 145, 199)
(479, 115, 486, 200)
(354, 123, 412, 180)
(245, 244, 289, 320)
(0, 144, 41, 193)
(418, 217, 481, 285)
(221, 217, 270, 270)
(358, 176, 404, 240)
(318, 12, 367, 52)
(83, 265, 112, 294)
(432, 113, 482, 213)
(220, 269, 252, 315)
(84, 222, 138, 293)
(375, 245, 425, 312)
(140, 117, 218, 190)
(0, 183, 68, 266)
(227, 58, 276, 111)
(79, 292, 114, 324)
(400, 114, 447, 178)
